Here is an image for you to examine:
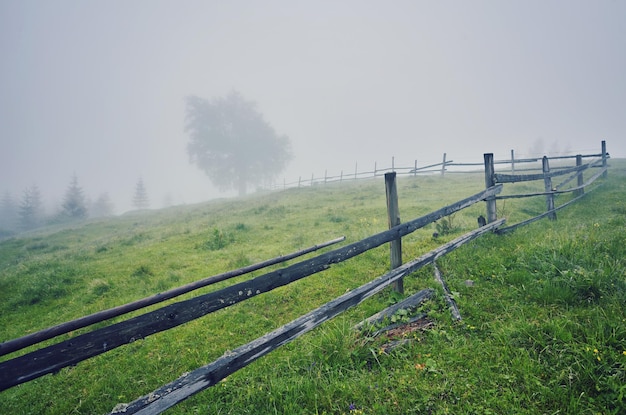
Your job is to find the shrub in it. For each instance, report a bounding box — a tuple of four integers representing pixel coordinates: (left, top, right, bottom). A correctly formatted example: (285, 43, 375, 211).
(435, 213, 459, 236)
(200, 227, 233, 251)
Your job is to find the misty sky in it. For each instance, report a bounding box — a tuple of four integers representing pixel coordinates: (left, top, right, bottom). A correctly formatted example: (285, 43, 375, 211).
(1, 0, 624, 213)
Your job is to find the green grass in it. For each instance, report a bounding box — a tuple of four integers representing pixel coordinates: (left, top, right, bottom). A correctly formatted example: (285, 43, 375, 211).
(1, 162, 625, 414)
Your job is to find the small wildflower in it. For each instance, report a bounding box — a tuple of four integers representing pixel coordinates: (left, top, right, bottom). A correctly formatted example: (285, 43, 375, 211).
(623, 351, 626, 356)
(593, 348, 599, 354)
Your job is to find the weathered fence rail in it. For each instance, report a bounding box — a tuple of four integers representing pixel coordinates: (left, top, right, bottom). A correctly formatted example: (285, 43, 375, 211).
(0, 237, 346, 357)
(0, 141, 610, 414)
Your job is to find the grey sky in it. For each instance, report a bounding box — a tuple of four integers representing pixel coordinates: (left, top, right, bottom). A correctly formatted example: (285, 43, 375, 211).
(1, 0, 624, 213)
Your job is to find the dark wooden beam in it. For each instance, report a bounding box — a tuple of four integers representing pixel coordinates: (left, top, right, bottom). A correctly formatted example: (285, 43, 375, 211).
(0, 236, 346, 357)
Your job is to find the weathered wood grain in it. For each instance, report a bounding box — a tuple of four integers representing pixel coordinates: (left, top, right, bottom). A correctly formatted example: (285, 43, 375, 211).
(385, 172, 403, 293)
(484, 154, 498, 223)
(433, 262, 461, 321)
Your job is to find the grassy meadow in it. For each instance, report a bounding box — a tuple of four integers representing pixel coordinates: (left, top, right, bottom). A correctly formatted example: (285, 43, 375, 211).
(1, 160, 625, 414)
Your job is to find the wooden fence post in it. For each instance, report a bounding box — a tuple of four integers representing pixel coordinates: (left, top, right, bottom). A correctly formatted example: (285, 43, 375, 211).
(385, 172, 403, 294)
(511, 149, 515, 173)
(441, 153, 447, 176)
(414, 160, 418, 177)
(354, 162, 358, 180)
(602, 140, 608, 178)
(575, 155, 584, 197)
(543, 156, 556, 220)
(483, 153, 497, 223)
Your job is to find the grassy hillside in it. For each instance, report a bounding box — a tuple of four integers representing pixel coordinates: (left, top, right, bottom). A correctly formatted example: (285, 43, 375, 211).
(1, 161, 625, 415)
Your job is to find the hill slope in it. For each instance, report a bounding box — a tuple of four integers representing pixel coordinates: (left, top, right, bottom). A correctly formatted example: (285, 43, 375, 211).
(1, 162, 625, 414)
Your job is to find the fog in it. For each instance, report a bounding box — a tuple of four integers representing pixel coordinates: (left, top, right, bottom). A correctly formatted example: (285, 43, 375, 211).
(1, 0, 624, 215)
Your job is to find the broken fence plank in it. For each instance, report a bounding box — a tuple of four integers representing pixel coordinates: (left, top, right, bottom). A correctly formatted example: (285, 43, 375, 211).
(433, 262, 462, 321)
(353, 289, 434, 330)
(368, 313, 428, 339)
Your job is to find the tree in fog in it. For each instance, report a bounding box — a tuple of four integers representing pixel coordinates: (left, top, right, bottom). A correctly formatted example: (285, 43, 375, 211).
(91, 192, 115, 217)
(162, 193, 174, 208)
(19, 185, 44, 230)
(132, 177, 150, 209)
(184, 91, 292, 196)
(61, 174, 88, 220)
(0, 191, 18, 232)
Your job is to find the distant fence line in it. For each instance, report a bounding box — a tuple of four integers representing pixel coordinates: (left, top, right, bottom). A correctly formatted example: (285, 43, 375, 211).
(0, 141, 610, 414)
(273, 141, 610, 190)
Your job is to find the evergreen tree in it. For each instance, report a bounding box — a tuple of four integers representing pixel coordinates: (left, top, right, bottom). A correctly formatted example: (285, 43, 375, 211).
(19, 185, 44, 230)
(91, 192, 115, 217)
(62, 174, 88, 219)
(132, 178, 149, 209)
(0, 191, 18, 233)
(162, 193, 174, 208)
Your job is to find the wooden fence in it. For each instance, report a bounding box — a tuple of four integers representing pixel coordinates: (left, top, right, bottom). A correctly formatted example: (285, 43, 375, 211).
(275, 140, 610, 189)
(484, 140, 609, 233)
(276, 156, 455, 189)
(0, 142, 610, 414)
